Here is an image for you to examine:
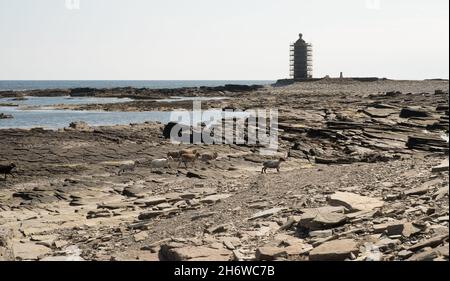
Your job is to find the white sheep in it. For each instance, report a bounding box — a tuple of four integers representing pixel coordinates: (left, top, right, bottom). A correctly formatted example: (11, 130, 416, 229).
(150, 157, 173, 169)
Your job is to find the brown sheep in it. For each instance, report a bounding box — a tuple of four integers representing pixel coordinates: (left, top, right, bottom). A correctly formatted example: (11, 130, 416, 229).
(180, 149, 198, 155)
(178, 153, 200, 168)
(200, 152, 219, 161)
(167, 149, 198, 160)
(167, 151, 181, 159)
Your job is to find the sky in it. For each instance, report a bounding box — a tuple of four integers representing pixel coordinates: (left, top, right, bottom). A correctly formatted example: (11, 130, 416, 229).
(0, 0, 448, 80)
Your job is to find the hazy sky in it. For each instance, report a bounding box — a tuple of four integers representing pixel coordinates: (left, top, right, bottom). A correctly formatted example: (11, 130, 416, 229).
(0, 0, 448, 80)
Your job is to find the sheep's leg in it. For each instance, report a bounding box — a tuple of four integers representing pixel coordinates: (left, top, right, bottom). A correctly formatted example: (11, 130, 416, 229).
(277, 168, 280, 173)
(261, 167, 264, 174)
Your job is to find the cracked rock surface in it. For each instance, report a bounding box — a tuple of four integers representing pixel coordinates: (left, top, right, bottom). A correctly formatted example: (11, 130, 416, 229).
(0, 79, 448, 261)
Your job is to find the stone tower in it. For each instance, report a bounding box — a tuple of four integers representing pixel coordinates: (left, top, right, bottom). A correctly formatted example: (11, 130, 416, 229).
(290, 34, 313, 79)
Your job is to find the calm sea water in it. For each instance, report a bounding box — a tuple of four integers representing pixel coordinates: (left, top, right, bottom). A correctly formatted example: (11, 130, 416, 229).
(0, 81, 263, 129)
(0, 96, 133, 107)
(0, 96, 246, 129)
(0, 80, 273, 91)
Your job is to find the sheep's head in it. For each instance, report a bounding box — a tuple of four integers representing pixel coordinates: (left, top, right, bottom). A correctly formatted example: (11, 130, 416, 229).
(10, 163, 16, 168)
(279, 158, 286, 162)
(167, 156, 173, 161)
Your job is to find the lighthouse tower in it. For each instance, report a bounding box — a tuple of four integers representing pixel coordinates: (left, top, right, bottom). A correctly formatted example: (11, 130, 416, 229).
(290, 34, 313, 79)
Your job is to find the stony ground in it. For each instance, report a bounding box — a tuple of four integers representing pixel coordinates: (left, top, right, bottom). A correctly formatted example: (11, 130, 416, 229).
(0, 79, 448, 261)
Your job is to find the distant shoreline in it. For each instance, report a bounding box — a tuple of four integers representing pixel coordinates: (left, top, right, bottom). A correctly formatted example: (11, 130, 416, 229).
(1, 78, 448, 93)
(0, 83, 268, 101)
(0, 80, 274, 92)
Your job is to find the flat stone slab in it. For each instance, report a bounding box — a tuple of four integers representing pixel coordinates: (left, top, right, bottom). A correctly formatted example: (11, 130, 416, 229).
(255, 247, 287, 261)
(434, 186, 449, 200)
(312, 212, 348, 229)
(309, 239, 359, 261)
(191, 212, 217, 221)
(387, 222, 421, 238)
(309, 230, 333, 238)
(363, 107, 397, 118)
(432, 159, 449, 173)
(403, 186, 430, 197)
(373, 221, 402, 234)
(141, 196, 168, 206)
(199, 194, 231, 204)
(13, 242, 51, 261)
(160, 244, 233, 261)
(111, 250, 159, 261)
(328, 192, 384, 212)
(249, 208, 285, 220)
(138, 210, 165, 220)
(298, 212, 348, 230)
(408, 234, 449, 252)
(300, 206, 347, 218)
(133, 231, 149, 242)
(98, 202, 132, 210)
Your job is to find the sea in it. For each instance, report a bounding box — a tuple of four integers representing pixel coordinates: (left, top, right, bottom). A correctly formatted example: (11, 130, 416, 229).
(0, 80, 268, 129)
(0, 80, 274, 91)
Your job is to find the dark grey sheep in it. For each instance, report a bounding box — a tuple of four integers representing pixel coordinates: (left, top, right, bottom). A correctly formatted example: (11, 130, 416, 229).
(0, 163, 16, 179)
(261, 158, 286, 174)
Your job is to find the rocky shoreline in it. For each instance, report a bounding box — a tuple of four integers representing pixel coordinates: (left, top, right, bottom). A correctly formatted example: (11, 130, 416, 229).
(0, 84, 266, 112)
(0, 79, 448, 261)
(0, 84, 264, 99)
